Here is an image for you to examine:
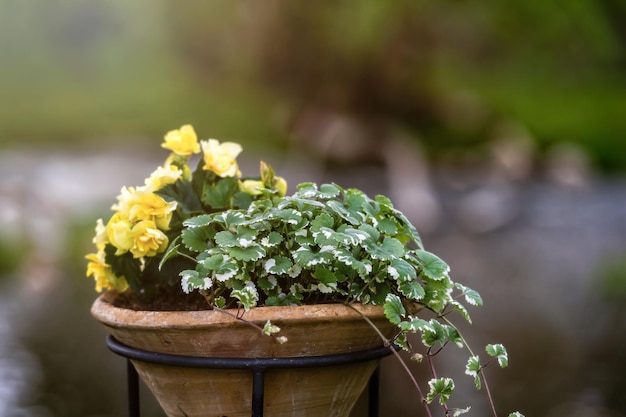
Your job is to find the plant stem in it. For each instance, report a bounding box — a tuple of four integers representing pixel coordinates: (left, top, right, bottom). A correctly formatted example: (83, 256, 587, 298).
(347, 305, 433, 417)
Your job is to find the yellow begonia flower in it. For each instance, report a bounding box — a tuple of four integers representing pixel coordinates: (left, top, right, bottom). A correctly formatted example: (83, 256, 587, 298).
(145, 165, 183, 191)
(106, 212, 134, 255)
(240, 179, 264, 195)
(201, 139, 242, 177)
(85, 250, 128, 292)
(113, 186, 177, 230)
(93, 218, 109, 250)
(129, 220, 169, 258)
(274, 177, 288, 196)
(162, 124, 201, 156)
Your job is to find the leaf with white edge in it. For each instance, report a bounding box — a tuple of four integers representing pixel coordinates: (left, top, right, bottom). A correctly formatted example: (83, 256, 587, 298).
(293, 246, 333, 267)
(180, 269, 202, 293)
(327, 200, 361, 225)
(486, 344, 509, 368)
(417, 249, 450, 280)
(311, 212, 334, 231)
(313, 266, 339, 285)
(214, 296, 226, 309)
(214, 231, 239, 247)
(181, 226, 211, 252)
(231, 282, 259, 310)
(455, 283, 483, 307)
(366, 237, 405, 261)
(450, 300, 473, 324)
(274, 208, 303, 225)
(257, 275, 278, 291)
(426, 377, 455, 405)
(398, 280, 425, 301)
(390, 258, 417, 280)
(183, 214, 214, 228)
(383, 294, 405, 325)
(398, 316, 431, 333)
(465, 355, 482, 389)
(207, 256, 239, 282)
(228, 245, 266, 262)
(452, 407, 471, 417)
(319, 183, 341, 198)
(261, 231, 283, 247)
(508, 413, 525, 417)
(262, 320, 281, 336)
(265, 256, 293, 275)
(375, 218, 398, 235)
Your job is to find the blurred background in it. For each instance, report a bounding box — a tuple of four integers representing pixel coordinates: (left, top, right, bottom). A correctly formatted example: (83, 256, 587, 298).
(1, 1, 625, 416)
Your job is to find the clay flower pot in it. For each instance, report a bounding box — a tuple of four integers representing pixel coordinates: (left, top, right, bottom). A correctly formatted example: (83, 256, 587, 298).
(91, 292, 396, 417)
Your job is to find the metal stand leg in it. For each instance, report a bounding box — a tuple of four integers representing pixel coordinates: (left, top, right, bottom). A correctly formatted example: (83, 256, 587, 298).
(127, 360, 140, 417)
(251, 369, 265, 417)
(368, 366, 380, 417)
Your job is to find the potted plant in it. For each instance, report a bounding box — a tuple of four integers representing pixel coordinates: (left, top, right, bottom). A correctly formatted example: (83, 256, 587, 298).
(87, 124, 523, 417)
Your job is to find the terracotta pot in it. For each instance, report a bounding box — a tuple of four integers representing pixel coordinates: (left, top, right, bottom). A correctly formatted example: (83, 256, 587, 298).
(91, 292, 397, 417)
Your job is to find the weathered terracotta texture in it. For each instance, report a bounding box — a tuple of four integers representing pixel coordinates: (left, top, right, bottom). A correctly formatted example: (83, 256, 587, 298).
(91, 292, 396, 417)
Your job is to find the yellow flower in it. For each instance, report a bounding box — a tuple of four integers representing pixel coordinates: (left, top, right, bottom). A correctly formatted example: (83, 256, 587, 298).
(85, 250, 128, 292)
(274, 177, 288, 196)
(113, 186, 176, 230)
(128, 220, 169, 258)
(106, 212, 134, 255)
(145, 164, 183, 191)
(162, 124, 201, 156)
(92, 218, 109, 250)
(201, 139, 242, 177)
(240, 179, 264, 195)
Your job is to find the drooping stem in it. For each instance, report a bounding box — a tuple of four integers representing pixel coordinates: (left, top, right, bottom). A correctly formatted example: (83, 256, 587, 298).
(347, 304, 433, 417)
(440, 315, 499, 417)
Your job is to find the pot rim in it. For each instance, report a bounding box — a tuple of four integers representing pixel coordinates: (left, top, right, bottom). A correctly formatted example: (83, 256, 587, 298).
(91, 291, 388, 330)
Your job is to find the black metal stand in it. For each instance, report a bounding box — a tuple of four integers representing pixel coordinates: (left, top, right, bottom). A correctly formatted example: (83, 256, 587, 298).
(106, 335, 393, 417)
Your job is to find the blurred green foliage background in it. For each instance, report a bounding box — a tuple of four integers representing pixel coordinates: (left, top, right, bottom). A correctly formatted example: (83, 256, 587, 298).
(1, 0, 625, 171)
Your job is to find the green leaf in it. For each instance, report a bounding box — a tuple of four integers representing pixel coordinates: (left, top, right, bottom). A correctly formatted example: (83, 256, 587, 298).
(398, 280, 425, 301)
(229, 245, 266, 262)
(327, 200, 362, 225)
(366, 237, 405, 261)
(465, 355, 482, 389)
(319, 183, 342, 198)
(398, 316, 430, 333)
(183, 214, 214, 228)
(486, 344, 509, 368)
(181, 226, 212, 252)
(376, 218, 398, 235)
(257, 275, 278, 291)
(426, 377, 455, 405)
(231, 282, 259, 310)
(311, 212, 334, 231)
(264, 256, 292, 274)
(383, 294, 405, 325)
(508, 413, 525, 417)
(455, 283, 483, 307)
(104, 244, 141, 292)
(155, 179, 203, 214)
(201, 255, 239, 282)
(293, 246, 333, 267)
(202, 177, 239, 209)
(421, 320, 463, 348)
(261, 231, 283, 247)
(389, 258, 417, 280)
(158, 236, 182, 270)
(313, 266, 339, 285)
(417, 250, 450, 280)
(262, 320, 281, 336)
